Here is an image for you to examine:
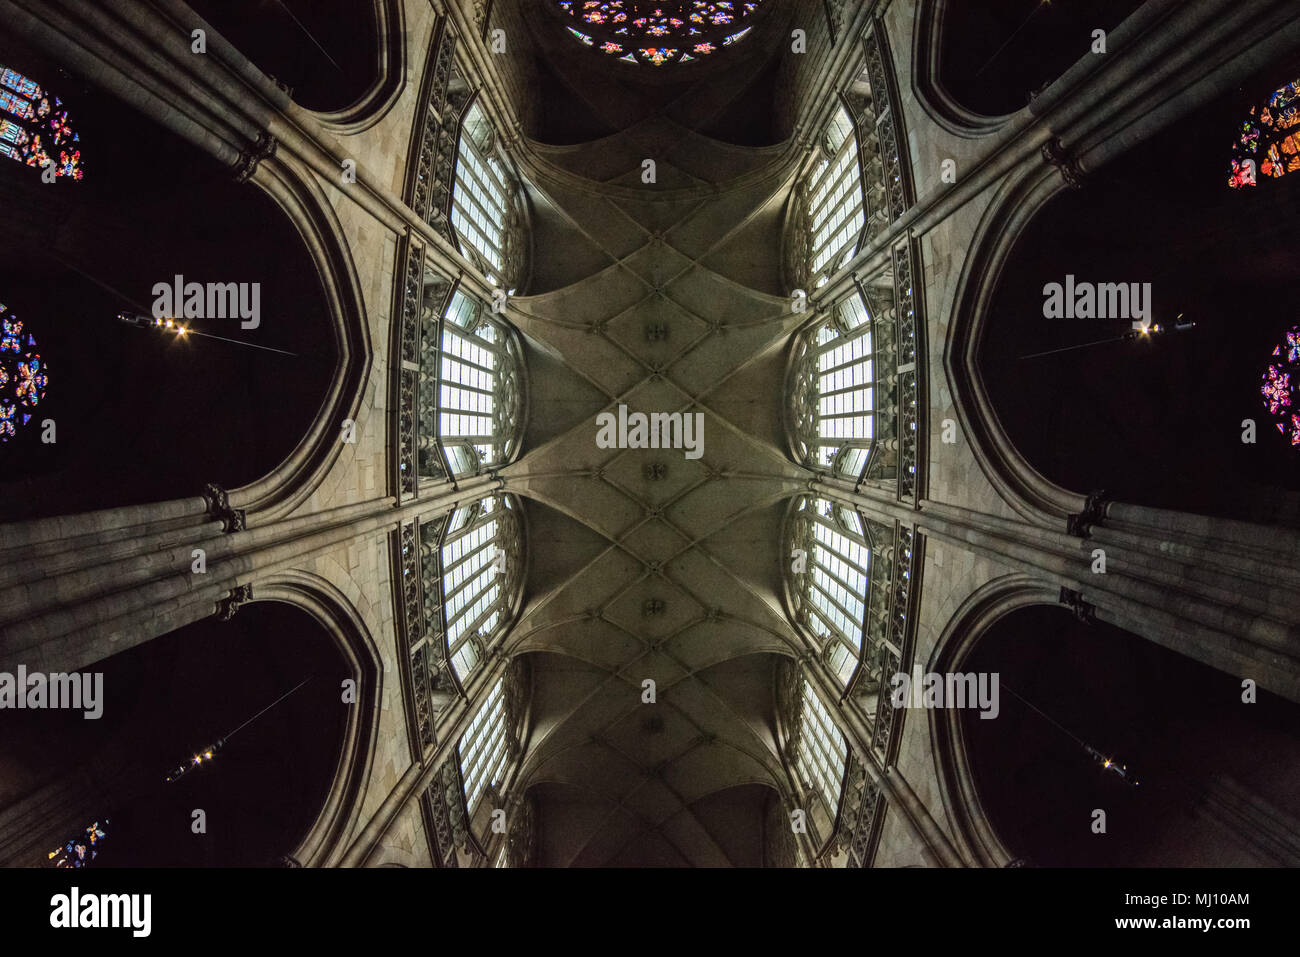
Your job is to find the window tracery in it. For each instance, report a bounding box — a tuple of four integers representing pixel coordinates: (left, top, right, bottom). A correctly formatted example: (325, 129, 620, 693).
(421, 493, 524, 683)
(554, 1, 765, 66)
(791, 676, 848, 819)
(418, 285, 524, 482)
(0, 62, 82, 180)
(787, 496, 881, 687)
(0, 304, 48, 443)
(451, 99, 526, 288)
(789, 292, 878, 481)
(459, 675, 508, 814)
(1229, 77, 1300, 188)
(1262, 325, 1300, 446)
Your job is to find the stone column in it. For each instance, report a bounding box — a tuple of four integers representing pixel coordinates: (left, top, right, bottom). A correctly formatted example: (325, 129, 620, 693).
(810, 480, 1300, 703)
(0, 477, 500, 676)
(1190, 775, 1300, 866)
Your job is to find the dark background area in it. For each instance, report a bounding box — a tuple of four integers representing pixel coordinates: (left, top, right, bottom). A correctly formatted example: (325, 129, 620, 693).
(0, 40, 337, 521)
(185, 0, 378, 112)
(0, 603, 349, 867)
(981, 53, 1300, 526)
(939, 0, 1147, 116)
(963, 605, 1300, 866)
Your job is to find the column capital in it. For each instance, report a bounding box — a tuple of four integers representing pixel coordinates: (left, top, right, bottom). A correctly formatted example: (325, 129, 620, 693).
(233, 131, 277, 183)
(217, 584, 254, 621)
(1067, 489, 1109, 538)
(202, 483, 246, 533)
(1042, 137, 1085, 190)
(1058, 586, 1096, 624)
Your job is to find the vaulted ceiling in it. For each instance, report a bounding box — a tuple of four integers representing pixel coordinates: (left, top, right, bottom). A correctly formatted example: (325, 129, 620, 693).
(498, 2, 812, 866)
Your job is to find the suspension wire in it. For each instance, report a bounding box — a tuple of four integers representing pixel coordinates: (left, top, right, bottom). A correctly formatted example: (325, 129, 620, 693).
(1000, 680, 1088, 749)
(223, 676, 314, 741)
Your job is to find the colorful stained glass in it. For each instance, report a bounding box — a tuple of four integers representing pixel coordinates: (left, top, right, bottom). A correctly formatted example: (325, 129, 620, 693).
(0, 62, 82, 179)
(640, 47, 677, 65)
(555, 1, 765, 65)
(0, 89, 34, 120)
(1229, 76, 1300, 188)
(0, 304, 49, 442)
(0, 317, 20, 353)
(1262, 365, 1291, 414)
(0, 67, 39, 99)
(48, 820, 108, 868)
(1262, 325, 1300, 446)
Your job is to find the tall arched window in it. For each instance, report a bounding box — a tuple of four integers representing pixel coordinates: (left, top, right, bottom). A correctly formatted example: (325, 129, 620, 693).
(786, 496, 876, 686)
(421, 493, 524, 682)
(785, 31, 913, 294)
(421, 657, 530, 867)
(792, 678, 848, 820)
(419, 284, 524, 480)
(789, 291, 877, 480)
(451, 100, 524, 287)
(459, 675, 508, 814)
(807, 104, 865, 283)
(783, 493, 913, 768)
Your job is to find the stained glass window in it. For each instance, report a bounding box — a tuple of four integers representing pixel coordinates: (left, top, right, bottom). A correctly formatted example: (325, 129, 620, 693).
(1262, 325, 1300, 446)
(793, 679, 847, 816)
(0, 303, 49, 443)
(48, 819, 108, 868)
(1229, 77, 1300, 188)
(0, 61, 82, 180)
(554, 1, 765, 66)
(421, 493, 524, 683)
(458, 676, 508, 814)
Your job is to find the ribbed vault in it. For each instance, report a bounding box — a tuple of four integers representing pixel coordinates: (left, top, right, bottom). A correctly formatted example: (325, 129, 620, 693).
(499, 22, 811, 865)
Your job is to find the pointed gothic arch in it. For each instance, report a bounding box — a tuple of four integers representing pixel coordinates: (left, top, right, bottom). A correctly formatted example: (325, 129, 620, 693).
(930, 575, 1300, 867)
(0, 585, 375, 867)
(181, 0, 398, 120)
(0, 51, 358, 524)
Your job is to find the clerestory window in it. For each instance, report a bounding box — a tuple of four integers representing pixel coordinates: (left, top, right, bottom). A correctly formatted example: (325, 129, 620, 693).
(419, 285, 523, 481)
(789, 291, 875, 480)
(787, 496, 871, 687)
(807, 104, 865, 282)
(793, 678, 848, 817)
(423, 493, 524, 682)
(458, 676, 508, 814)
(451, 101, 510, 281)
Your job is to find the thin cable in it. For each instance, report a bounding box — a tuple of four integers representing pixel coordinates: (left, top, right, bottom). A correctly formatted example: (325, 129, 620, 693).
(1018, 333, 1138, 360)
(268, 0, 344, 73)
(973, 1, 1049, 79)
(223, 676, 313, 741)
(49, 252, 299, 357)
(1000, 680, 1087, 749)
(181, 329, 298, 356)
(48, 252, 150, 314)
